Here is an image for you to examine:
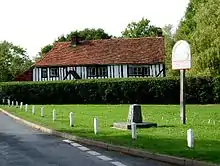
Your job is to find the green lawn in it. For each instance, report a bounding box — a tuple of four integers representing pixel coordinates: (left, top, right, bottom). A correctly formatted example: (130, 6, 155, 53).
(1, 104, 220, 164)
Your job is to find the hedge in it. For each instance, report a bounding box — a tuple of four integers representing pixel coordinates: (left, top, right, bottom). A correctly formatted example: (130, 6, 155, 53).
(213, 76, 220, 103)
(0, 76, 217, 105)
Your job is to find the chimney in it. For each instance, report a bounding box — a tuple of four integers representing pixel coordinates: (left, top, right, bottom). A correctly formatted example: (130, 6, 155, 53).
(71, 35, 79, 46)
(157, 28, 163, 37)
(71, 34, 84, 46)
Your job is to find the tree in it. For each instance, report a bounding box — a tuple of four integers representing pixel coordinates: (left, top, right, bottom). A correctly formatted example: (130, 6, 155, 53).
(64, 28, 112, 41)
(173, 0, 199, 76)
(174, 0, 197, 42)
(121, 17, 162, 38)
(174, 0, 220, 76)
(0, 41, 33, 82)
(35, 28, 112, 60)
(191, 0, 220, 76)
(162, 24, 178, 77)
(34, 44, 53, 61)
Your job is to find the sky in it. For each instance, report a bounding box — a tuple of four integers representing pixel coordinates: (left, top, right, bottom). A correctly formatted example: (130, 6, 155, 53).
(0, 0, 189, 59)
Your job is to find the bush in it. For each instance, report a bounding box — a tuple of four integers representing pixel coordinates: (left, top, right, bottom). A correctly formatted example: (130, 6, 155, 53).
(213, 76, 220, 103)
(0, 76, 216, 104)
(186, 76, 214, 104)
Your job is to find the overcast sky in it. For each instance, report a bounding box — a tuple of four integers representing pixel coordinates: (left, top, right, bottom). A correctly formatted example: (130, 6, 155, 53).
(0, 0, 189, 59)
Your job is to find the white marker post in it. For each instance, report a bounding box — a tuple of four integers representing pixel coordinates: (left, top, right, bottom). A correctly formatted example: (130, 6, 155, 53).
(69, 112, 74, 127)
(25, 104, 28, 112)
(172, 40, 192, 125)
(53, 109, 56, 121)
(20, 102, 23, 109)
(94, 117, 99, 135)
(131, 122, 137, 140)
(187, 129, 194, 148)
(41, 107, 44, 117)
(32, 105, 35, 115)
(16, 101, 18, 108)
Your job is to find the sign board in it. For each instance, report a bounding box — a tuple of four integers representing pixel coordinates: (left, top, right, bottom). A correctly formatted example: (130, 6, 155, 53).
(172, 40, 191, 70)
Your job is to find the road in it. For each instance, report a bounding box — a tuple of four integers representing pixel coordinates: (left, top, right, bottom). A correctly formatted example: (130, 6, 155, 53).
(0, 112, 177, 166)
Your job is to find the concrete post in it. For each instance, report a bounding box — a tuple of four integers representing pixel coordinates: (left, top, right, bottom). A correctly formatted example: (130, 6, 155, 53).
(131, 122, 137, 140)
(94, 117, 99, 134)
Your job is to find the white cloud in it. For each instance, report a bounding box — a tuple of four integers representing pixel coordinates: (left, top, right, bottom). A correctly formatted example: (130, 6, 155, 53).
(0, 0, 189, 58)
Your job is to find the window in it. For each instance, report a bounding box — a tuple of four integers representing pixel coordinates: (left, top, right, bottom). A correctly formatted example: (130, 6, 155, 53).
(87, 67, 96, 77)
(97, 66, 108, 77)
(49, 67, 59, 77)
(128, 65, 150, 77)
(87, 65, 108, 78)
(41, 68, 48, 78)
(143, 67, 150, 76)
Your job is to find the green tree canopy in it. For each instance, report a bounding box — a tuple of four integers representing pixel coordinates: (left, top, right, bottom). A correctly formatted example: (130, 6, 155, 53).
(174, 0, 197, 42)
(35, 44, 53, 62)
(59, 28, 112, 42)
(173, 0, 220, 76)
(36, 28, 112, 60)
(0, 41, 33, 82)
(162, 24, 178, 77)
(121, 17, 162, 38)
(192, 0, 220, 76)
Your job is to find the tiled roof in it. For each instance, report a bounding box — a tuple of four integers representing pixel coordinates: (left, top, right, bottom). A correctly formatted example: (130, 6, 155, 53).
(35, 37, 165, 67)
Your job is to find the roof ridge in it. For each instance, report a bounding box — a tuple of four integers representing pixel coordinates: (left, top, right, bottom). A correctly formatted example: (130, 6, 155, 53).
(89, 36, 164, 41)
(53, 36, 164, 44)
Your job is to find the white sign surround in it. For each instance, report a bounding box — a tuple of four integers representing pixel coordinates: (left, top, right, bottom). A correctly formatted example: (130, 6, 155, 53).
(172, 40, 192, 70)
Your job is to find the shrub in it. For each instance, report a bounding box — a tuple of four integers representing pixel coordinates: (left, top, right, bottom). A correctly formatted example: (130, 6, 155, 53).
(0, 76, 216, 104)
(213, 76, 220, 103)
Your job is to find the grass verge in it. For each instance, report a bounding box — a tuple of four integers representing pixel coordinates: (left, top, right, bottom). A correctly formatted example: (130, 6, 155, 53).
(1, 104, 220, 164)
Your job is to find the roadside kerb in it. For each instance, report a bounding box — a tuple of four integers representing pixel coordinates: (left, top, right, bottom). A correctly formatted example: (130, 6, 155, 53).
(0, 108, 219, 166)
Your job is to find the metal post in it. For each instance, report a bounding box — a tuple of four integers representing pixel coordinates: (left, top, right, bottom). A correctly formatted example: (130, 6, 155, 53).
(180, 69, 186, 124)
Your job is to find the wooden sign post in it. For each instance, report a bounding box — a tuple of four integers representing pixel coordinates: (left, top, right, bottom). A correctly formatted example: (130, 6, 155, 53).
(172, 40, 191, 124)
